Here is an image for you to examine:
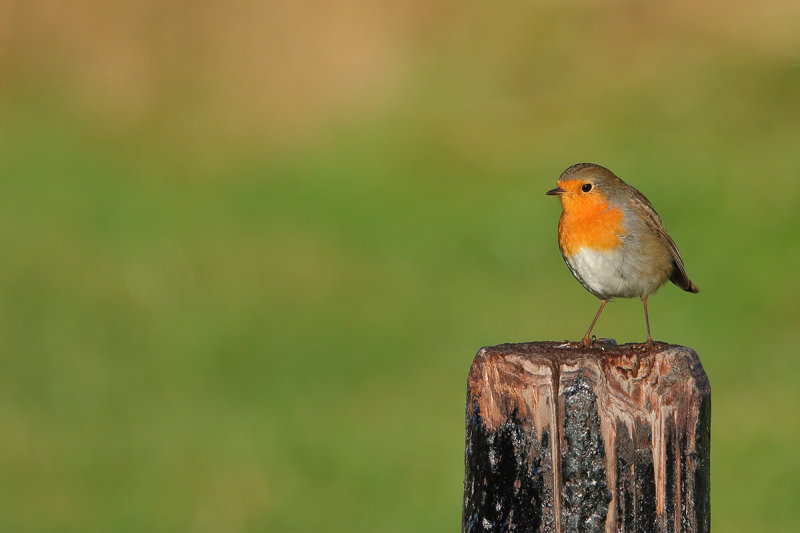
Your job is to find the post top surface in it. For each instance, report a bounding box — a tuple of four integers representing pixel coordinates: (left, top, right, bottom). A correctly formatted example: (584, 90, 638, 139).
(470, 340, 710, 399)
(477, 340, 699, 367)
(485, 338, 680, 356)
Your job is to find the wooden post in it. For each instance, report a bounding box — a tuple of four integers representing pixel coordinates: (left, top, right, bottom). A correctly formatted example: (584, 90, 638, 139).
(462, 341, 710, 533)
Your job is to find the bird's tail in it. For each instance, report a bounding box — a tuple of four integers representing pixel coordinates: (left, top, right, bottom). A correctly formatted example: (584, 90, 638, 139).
(669, 265, 699, 293)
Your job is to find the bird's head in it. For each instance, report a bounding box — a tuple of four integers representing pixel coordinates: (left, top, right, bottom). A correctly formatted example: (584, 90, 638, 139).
(546, 163, 625, 214)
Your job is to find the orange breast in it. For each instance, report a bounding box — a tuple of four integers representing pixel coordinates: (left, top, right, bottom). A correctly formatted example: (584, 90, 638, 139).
(558, 197, 626, 258)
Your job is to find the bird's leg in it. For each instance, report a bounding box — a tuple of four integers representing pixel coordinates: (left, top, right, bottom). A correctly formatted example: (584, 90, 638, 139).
(581, 299, 608, 347)
(642, 297, 653, 347)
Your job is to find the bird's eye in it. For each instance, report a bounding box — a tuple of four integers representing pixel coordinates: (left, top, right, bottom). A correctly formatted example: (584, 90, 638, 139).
(581, 183, 593, 193)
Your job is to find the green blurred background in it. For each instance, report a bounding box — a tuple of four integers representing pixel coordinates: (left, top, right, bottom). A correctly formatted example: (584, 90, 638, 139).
(1, 1, 799, 531)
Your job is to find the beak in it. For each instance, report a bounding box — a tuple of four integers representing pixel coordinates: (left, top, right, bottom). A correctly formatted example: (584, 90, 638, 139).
(545, 186, 566, 196)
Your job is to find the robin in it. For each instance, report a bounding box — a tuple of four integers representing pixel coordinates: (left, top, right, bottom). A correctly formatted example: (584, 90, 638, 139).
(546, 163, 699, 347)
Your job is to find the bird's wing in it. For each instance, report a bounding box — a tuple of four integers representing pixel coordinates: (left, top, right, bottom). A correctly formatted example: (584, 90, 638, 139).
(628, 191, 699, 293)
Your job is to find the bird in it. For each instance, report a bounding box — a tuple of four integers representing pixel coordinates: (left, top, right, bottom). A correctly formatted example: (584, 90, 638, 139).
(546, 163, 698, 347)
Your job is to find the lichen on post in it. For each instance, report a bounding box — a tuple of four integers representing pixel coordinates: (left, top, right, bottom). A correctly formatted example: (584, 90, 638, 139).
(462, 341, 710, 533)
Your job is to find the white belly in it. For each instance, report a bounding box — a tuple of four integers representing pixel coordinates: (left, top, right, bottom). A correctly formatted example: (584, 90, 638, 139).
(564, 247, 665, 299)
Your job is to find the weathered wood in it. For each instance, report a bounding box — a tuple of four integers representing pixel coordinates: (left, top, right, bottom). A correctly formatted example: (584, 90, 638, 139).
(462, 341, 710, 533)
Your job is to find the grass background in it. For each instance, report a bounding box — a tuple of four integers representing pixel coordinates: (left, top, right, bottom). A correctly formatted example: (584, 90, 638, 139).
(1, 1, 799, 531)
